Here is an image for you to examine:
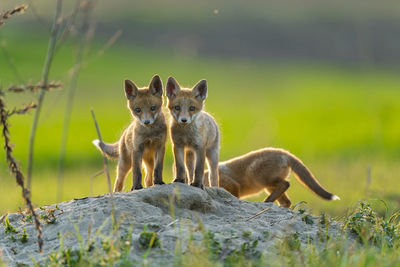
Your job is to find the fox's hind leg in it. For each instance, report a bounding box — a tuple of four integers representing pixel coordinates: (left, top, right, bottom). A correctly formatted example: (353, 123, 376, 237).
(276, 193, 291, 208)
(185, 150, 195, 184)
(219, 175, 240, 197)
(264, 181, 290, 206)
(113, 147, 132, 192)
(206, 148, 219, 187)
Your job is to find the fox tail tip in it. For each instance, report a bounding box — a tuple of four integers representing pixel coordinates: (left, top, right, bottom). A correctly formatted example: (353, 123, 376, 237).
(92, 139, 101, 148)
(331, 195, 340, 201)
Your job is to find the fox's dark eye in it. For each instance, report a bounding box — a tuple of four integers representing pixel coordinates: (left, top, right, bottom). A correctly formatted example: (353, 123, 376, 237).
(151, 106, 156, 111)
(174, 106, 180, 111)
(135, 107, 141, 113)
(189, 106, 195, 111)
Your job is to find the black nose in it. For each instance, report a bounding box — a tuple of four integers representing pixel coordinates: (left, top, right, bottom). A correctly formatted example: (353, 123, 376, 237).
(181, 118, 187, 123)
(144, 120, 150, 125)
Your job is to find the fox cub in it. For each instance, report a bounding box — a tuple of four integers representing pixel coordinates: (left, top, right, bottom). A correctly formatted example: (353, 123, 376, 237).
(166, 77, 220, 189)
(93, 75, 167, 192)
(204, 148, 339, 208)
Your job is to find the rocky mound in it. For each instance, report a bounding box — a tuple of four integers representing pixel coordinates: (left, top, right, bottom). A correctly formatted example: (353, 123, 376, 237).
(0, 184, 340, 266)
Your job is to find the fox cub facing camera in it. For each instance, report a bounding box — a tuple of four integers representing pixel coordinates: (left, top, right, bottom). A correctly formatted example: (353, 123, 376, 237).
(166, 77, 220, 189)
(93, 75, 167, 192)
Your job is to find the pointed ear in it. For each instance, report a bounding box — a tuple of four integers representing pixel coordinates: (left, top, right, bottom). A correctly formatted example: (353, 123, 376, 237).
(192, 79, 207, 100)
(166, 76, 181, 99)
(124, 79, 138, 100)
(149, 74, 163, 97)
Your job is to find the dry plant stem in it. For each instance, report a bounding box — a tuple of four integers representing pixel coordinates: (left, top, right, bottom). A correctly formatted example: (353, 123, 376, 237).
(27, 0, 63, 191)
(90, 109, 116, 225)
(97, 30, 123, 56)
(8, 81, 62, 93)
(54, 0, 82, 54)
(0, 5, 28, 27)
(0, 95, 43, 252)
(8, 102, 37, 116)
(57, 0, 95, 202)
(245, 208, 270, 222)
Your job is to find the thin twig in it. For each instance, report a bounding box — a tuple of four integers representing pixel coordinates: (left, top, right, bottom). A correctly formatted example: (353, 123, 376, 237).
(245, 207, 270, 222)
(365, 166, 371, 196)
(27, 0, 63, 191)
(91, 169, 104, 178)
(90, 169, 104, 196)
(90, 109, 116, 225)
(84, 29, 122, 67)
(0, 5, 28, 27)
(54, 0, 82, 54)
(8, 81, 62, 93)
(26, 0, 50, 30)
(156, 219, 179, 233)
(0, 94, 43, 252)
(7, 102, 37, 116)
(57, 0, 96, 202)
(97, 30, 123, 56)
(290, 201, 307, 211)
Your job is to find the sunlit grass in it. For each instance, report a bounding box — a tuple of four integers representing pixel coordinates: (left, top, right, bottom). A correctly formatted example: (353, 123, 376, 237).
(0, 33, 400, 216)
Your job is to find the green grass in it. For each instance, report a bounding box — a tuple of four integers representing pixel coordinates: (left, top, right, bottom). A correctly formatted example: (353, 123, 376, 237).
(0, 31, 400, 216)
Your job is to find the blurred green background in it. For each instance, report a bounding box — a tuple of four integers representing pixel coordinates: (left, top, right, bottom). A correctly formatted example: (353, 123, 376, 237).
(1, 0, 399, 217)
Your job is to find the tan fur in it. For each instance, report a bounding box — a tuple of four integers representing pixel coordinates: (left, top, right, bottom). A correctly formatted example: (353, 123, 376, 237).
(203, 148, 339, 208)
(93, 75, 167, 192)
(166, 77, 220, 189)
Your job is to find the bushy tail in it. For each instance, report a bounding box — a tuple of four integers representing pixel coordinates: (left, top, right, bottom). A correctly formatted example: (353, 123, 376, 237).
(92, 139, 119, 159)
(288, 154, 340, 201)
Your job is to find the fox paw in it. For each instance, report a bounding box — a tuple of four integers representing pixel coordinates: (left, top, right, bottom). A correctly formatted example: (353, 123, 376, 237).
(173, 178, 185, 183)
(154, 181, 165, 185)
(131, 184, 143, 191)
(190, 182, 204, 190)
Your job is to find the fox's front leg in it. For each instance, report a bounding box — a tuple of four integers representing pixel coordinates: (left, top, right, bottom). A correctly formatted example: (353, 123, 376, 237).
(131, 147, 144, 190)
(191, 148, 206, 189)
(172, 144, 186, 183)
(153, 143, 166, 185)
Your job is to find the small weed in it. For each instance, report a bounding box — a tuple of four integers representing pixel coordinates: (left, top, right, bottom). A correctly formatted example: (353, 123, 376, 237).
(101, 239, 111, 252)
(203, 230, 222, 260)
(19, 228, 28, 243)
(263, 230, 270, 239)
(242, 230, 252, 239)
(10, 234, 16, 242)
(302, 215, 314, 225)
(40, 208, 57, 224)
(283, 232, 301, 251)
(25, 214, 33, 223)
(346, 201, 400, 247)
(138, 231, 161, 249)
(3, 216, 17, 234)
(60, 248, 82, 266)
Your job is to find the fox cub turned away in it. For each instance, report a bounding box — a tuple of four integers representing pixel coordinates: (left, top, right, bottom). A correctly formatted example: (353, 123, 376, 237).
(93, 75, 167, 192)
(166, 77, 220, 189)
(204, 148, 339, 208)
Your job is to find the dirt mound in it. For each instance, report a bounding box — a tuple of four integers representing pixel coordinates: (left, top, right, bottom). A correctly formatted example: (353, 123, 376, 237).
(0, 183, 340, 266)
